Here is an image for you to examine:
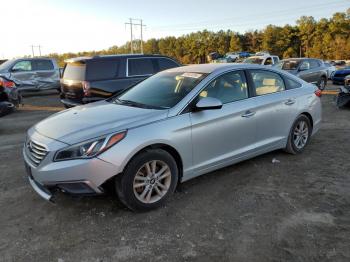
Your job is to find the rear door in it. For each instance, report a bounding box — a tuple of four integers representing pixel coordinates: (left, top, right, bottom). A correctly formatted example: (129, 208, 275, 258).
(190, 70, 257, 173)
(33, 59, 59, 90)
(297, 60, 313, 83)
(308, 59, 321, 84)
(247, 69, 297, 150)
(10, 60, 37, 89)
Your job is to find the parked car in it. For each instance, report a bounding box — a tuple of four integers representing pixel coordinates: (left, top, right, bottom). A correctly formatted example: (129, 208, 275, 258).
(238, 51, 251, 58)
(276, 58, 328, 90)
(0, 58, 60, 91)
(24, 64, 321, 211)
(243, 55, 280, 66)
(324, 62, 336, 79)
(0, 76, 21, 117)
(225, 52, 240, 61)
(332, 66, 350, 85)
(336, 74, 350, 108)
(60, 54, 181, 108)
(0, 59, 7, 65)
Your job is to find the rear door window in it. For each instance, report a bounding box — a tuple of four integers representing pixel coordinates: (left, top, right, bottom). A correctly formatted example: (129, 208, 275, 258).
(309, 60, 319, 69)
(249, 70, 286, 96)
(34, 60, 54, 71)
(86, 60, 119, 81)
(273, 57, 279, 64)
(157, 58, 179, 71)
(63, 62, 86, 80)
(128, 58, 155, 76)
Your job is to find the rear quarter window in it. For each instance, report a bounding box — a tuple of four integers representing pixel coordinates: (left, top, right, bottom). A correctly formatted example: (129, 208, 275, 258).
(86, 60, 119, 81)
(284, 77, 302, 89)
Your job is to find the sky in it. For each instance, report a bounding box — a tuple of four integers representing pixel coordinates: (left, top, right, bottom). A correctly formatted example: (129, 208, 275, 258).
(0, 0, 349, 58)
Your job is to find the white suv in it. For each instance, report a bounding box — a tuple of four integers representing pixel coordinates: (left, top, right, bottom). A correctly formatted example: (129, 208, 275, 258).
(243, 55, 280, 66)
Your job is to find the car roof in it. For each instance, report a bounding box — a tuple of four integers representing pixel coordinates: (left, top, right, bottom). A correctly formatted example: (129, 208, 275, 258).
(165, 63, 274, 74)
(282, 58, 321, 61)
(65, 54, 175, 63)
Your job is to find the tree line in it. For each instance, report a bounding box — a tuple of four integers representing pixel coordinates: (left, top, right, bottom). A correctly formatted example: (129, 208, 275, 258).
(49, 9, 350, 67)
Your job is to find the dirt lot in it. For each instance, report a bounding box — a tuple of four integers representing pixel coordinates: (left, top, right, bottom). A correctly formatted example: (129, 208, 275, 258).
(1, 85, 350, 262)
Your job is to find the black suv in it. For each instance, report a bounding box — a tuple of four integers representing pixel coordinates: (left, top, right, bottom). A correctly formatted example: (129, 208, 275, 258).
(60, 54, 181, 107)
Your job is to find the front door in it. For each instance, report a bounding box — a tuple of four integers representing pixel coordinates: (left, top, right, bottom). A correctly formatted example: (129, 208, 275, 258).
(10, 60, 37, 89)
(190, 70, 257, 173)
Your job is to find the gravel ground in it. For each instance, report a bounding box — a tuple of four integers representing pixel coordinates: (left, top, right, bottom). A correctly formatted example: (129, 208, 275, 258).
(0, 85, 349, 262)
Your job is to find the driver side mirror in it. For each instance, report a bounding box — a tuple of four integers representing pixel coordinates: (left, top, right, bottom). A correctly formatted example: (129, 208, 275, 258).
(195, 97, 223, 111)
(11, 68, 20, 72)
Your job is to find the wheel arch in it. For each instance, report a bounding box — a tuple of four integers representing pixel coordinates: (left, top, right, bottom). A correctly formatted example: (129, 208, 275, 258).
(300, 112, 314, 130)
(124, 143, 184, 182)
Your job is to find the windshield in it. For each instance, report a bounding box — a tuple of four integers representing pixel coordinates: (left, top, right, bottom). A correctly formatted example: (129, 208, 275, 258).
(243, 57, 263, 64)
(0, 59, 14, 71)
(111, 71, 207, 109)
(277, 60, 301, 70)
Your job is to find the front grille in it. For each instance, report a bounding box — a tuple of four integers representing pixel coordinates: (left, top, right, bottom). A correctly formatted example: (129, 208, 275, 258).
(26, 140, 48, 166)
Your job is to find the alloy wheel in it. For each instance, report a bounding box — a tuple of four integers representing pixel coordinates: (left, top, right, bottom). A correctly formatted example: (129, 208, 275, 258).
(133, 160, 172, 204)
(293, 120, 309, 149)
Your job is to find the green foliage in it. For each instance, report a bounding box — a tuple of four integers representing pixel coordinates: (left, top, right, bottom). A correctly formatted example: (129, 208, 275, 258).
(48, 9, 350, 67)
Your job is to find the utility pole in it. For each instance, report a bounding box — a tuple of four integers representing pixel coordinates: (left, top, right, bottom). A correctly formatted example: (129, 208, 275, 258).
(140, 19, 144, 54)
(38, 45, 42, 56)
(30, 45, 35, 57)
(125, 18, 146, 54)
(125, 18, 134, 54)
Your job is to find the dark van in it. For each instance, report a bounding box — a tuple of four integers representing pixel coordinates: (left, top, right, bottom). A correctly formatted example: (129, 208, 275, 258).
(60, 54, 181, 107)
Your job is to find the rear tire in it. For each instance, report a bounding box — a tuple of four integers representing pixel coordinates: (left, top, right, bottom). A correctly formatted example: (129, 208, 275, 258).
(285, 115, 312, 155)
(115, 149, 178, 212)
(318, 76, 327, 91)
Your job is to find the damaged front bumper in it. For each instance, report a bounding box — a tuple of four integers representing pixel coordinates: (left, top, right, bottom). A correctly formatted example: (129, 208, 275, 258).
(336, 86, 350, 108)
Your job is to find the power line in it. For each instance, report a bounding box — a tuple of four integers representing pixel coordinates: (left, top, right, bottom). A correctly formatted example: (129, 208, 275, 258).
(151, 1, 348, 31)
(125, 18, 146, 54)
(29, 45, 43, 57)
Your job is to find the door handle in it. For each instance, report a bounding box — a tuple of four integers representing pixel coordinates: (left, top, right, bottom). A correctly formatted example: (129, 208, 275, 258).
(285, 99, 296, 105)
(241, 110, 256, 118)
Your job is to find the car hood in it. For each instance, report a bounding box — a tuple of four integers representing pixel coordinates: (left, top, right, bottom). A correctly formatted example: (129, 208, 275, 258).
(33, 101, 169, 145)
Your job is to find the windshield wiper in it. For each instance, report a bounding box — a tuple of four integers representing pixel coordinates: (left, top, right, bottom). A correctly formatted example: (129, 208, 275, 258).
(113, 99, 168, 110)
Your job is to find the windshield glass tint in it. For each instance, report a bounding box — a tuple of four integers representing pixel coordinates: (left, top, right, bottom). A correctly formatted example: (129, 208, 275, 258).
(244, 58, 263, 64)
(114, 71, 207, 109)
(279, 60, 301, 70)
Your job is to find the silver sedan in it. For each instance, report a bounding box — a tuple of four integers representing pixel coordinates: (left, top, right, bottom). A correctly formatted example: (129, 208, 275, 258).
(23, 64, 322, 211)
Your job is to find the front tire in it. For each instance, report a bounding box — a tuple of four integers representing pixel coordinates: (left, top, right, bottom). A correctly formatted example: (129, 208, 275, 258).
(285, 115, 312, 154)
(116, 149, 178, 211)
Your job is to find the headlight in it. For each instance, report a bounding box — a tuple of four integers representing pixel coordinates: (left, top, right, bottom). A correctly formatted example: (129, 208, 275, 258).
(54, 131, 127, 161)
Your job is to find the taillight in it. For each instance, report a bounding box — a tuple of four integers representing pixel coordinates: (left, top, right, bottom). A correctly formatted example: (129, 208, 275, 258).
(82, 81, 91, 96)
(314, 89, 322, 97)
(0, 77, 16, 88)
